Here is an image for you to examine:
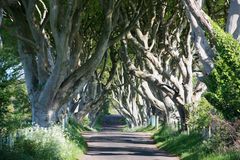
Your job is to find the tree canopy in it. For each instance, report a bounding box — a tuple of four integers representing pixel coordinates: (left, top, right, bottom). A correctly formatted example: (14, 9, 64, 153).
(0, 0, 239, 131)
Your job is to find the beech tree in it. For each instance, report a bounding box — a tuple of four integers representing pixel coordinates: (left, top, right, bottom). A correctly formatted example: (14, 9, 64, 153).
(0, 0, 143, 126)
(113, 0, 208, 129)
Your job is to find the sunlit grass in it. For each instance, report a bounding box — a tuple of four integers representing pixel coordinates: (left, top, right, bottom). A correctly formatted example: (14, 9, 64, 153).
(123, 124, 158, 133)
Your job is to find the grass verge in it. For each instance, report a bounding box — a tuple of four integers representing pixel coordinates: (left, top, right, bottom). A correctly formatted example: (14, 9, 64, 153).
(0, 119, 88, 160)
(153, 125, 240, 160)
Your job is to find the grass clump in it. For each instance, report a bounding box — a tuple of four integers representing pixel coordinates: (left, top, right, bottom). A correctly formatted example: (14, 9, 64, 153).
(0, 120, 87, 160)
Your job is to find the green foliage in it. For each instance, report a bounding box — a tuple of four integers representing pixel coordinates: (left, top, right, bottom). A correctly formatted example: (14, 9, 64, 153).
(204, 0, 229, 28)
(0, 83, 31, 135)
(102, 99, 111, 115)
(0, 42, 30, 136)
(188, 98, 217, 130)
(204, 20, 240, 121)
(201, 117, 238, 153)
(153, 126, 240, 160)
(92, 112, 105, 131)
(0, 47, 21, 110)
(0, 124, 87, 160)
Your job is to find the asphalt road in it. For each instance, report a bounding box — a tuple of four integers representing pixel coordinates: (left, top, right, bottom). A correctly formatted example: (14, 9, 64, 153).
(82, 115, 179, 160)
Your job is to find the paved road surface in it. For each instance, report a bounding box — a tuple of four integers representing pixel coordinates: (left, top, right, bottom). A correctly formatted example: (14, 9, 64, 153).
(82, 115, 179, 160)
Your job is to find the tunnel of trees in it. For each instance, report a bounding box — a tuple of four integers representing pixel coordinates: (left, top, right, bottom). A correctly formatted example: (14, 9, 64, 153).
(0, 0, 239, 159)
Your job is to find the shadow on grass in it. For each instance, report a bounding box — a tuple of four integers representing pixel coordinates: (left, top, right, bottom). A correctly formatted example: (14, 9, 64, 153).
(66, 119, 88, 153)
(153, 125, 203, 160)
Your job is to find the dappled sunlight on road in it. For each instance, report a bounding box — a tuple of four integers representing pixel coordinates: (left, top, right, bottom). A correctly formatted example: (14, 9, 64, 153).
(82, 115, 179, 160)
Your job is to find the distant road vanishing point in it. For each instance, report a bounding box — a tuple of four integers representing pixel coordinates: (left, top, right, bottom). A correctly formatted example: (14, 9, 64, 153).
(82, 115, 179, 160)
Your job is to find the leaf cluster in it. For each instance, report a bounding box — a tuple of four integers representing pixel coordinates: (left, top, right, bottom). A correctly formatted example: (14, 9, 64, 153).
(205, 21, 240, 121)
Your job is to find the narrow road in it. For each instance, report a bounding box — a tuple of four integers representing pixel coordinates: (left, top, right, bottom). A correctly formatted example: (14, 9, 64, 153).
(82, 115, 179, 160)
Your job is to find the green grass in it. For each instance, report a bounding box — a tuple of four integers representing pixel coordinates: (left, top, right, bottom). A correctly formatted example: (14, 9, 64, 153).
(203, 151, 240, 160)
(65, 118, 88, 154)
(123, 125, 157, 133)
(153, 125, 240, 160)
